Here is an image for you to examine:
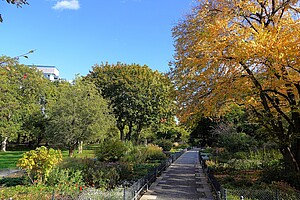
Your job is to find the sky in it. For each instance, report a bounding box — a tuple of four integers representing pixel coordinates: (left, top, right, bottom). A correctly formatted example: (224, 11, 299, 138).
(0, 0, 196, 80)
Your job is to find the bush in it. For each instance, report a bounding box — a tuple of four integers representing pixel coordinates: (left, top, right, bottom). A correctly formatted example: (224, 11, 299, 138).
(144, 144, 166, 161)
(47, 167, 84, 192)
(218, 132, 258, 153)
(95, 140, 128, 162)
(154, 139, 173, 151)
(120, 142, 147, 164)
(80, 159, 120, 189)
(0, 177, 29, 187)
(0, 184, 79, 200)
(260, 163, 300, 190)
(17, 146, 62, 184)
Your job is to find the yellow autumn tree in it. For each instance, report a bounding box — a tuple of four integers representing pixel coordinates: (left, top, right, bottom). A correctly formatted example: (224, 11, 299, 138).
(169, 0, 300, 173)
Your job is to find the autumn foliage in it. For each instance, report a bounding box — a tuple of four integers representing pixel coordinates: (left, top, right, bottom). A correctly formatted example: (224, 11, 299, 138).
(169, 0, 300, 172)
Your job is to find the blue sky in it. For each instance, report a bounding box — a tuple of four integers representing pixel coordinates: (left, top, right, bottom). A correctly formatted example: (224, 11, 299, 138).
(0, 0, 195, 80)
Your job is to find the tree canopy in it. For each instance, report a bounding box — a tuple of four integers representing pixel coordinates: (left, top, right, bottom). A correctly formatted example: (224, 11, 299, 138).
(169, 0, 300, 172)
(87, 63, 176, 142)
(0, 56, 50, 151)
(46, 78, 116, 156)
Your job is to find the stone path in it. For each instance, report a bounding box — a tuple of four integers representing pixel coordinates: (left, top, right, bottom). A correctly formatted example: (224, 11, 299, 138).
(0, 168, 21, 178)
(140, 148, 214, 200)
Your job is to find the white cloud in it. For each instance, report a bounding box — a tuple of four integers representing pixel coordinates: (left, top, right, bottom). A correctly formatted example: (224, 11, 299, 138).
(52, 0, 80, 10)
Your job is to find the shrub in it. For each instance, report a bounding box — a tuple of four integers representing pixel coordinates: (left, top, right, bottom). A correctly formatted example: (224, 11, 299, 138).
(81, 160, 120, 189)
(0, 177, 29, 187)
(260, 162, 300, 190)
(154, 139, 173, 151)
(95, 140, 128, 162)
(218, 132, 258, 153)
(0, 184, 79, 200)
(47, 167, 84, 192)
(17, 146, 62, 184)
(144, 144, 166, 161)
(120, 142, 147, 164)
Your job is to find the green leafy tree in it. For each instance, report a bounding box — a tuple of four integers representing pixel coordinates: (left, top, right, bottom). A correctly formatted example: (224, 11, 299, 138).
(0, 56, 49, 151)
(46, 77, 116, 157)
(153, 120, 190, 143)
(96, 139, 128, 162)
(87, 63, 176, 143)
(21, 80, 57, 147)
(189, 116, 217, 147)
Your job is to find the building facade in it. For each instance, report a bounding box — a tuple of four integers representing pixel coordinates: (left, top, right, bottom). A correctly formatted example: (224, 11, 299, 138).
(32, 65, 60, 81)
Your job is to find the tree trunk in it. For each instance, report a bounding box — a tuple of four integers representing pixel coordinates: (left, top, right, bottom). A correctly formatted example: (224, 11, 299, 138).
(78, 141, 83, 154)
(69, 147, 74, 157)
(281, 145, 300, 173)
(117, 120, 125, 141)
(17, 133, 21, 144)
(1, 137, 8, 152)
(126, 123, 133, 141)
(294, 138, 300, 168)
(120, 129, 124, 141)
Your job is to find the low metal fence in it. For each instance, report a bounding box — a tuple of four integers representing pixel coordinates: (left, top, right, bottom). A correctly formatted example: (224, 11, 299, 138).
(222, 188, 300, 200)
(123, 149, 187, 200)
(199, 152, 300, 200)
(78, 148, 188, 200)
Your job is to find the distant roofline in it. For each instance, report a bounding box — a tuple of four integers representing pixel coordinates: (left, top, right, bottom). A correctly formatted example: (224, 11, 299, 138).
(28, 65, 59, 71)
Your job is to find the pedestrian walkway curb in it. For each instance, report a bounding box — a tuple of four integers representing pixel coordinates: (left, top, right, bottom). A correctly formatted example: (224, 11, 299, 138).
(194, 159, 214, 200)
(140, 148, 215, 200)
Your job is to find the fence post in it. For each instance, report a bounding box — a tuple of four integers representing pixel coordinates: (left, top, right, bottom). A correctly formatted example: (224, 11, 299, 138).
(224, 189, 227, 200)
(217, 191, 221, 200)
(275, 190, 279, 200)
(123, 186, 126, 200)
(51, 190, 55, 200)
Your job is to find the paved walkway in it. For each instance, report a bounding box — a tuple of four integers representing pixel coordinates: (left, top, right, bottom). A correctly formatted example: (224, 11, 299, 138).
(140, 148, 214, 200)
(0, 168, 21, 178)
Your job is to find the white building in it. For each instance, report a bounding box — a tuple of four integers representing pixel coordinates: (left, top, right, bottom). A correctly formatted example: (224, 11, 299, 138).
(35, 65, 60, 81)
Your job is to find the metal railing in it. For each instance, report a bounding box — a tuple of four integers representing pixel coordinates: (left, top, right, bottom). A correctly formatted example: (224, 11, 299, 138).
(199, 152, 300, 200)
(77, 148, 189, 200)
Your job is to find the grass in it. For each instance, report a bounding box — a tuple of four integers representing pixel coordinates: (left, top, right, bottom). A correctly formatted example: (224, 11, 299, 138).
(0, 151, 26, 169)
(0, 147, 96, 170)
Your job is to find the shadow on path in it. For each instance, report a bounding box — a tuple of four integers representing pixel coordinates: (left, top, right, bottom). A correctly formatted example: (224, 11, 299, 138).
(140, 148, 214, 200)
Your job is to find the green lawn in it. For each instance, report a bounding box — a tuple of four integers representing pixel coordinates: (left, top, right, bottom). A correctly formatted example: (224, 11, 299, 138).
(0, 151, 26, 169)
(0, 148, 95, 170)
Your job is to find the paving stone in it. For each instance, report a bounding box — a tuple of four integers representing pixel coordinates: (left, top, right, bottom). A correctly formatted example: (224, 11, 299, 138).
(140, 148, 214, 200)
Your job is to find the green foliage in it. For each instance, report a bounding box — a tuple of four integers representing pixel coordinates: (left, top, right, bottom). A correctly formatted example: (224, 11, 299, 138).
(0, 177, 28, 187)
(87, 63, 176, 142)
(144, 144, 166, 161)
(0, 57, 51, 151)
(47, 167, 84, 192)
(81, 160, 120, 189)
(154, 139, 173, 151)
(260, 162, 300, 190)
(189, 116, 217, 147)
(0, 184, 79, 200)
(17, 146, 62, 183)
(152, 121, 190, 143)
(96, 140, 128, 162)
(218, 132, 258, 153)
(46, 77, 116, 156)
(120, 142, 147, 164)
(0, 150, 26, 169)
